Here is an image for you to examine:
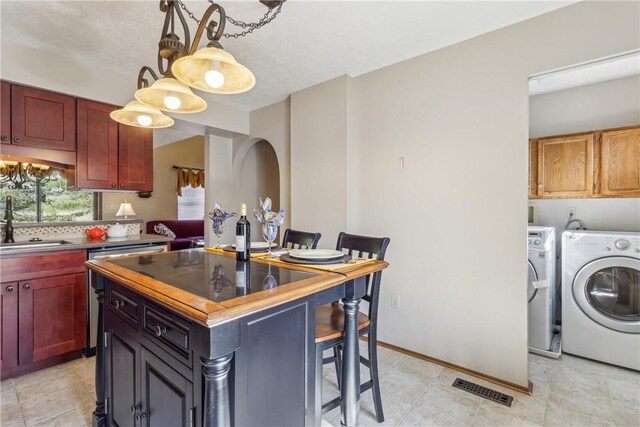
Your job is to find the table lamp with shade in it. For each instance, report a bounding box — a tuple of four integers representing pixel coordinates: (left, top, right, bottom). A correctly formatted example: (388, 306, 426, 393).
(107, 201, 137, 238)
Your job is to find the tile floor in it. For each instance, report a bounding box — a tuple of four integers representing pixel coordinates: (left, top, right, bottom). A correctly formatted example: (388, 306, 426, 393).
(1, 345, 639, 426)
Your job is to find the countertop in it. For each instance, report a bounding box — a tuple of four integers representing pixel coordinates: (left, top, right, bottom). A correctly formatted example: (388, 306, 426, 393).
(0, 233, 173, 256)
(86, 249, 388, 327)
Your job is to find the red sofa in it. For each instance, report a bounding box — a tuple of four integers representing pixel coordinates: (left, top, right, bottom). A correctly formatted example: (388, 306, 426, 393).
(146, 220, 204, 251)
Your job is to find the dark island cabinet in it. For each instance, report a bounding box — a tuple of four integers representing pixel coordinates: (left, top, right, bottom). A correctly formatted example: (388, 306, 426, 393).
(106, 305, 194, 427)
(11, 84, 76, 151)
(1, 282, 19, 371)
(76, 99, 119, 190)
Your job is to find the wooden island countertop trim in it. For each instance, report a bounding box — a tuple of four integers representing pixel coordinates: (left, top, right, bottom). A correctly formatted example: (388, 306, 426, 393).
(85, 254, 388, 328)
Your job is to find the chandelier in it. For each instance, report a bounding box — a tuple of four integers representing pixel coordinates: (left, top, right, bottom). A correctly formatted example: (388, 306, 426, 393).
(111, 0, 285, 129)
(0, 160, 52, 189)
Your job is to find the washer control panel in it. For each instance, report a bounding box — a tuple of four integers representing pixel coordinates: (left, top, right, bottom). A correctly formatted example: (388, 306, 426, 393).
(528, 231, 547, 249)
(565, 232, 640, 256)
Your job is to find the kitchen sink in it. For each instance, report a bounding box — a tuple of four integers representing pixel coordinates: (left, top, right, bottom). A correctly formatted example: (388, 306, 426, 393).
(0, 240, 73, 250)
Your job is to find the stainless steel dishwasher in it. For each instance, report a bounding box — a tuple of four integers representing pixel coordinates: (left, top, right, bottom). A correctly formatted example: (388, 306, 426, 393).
(84, 242, 168, 356)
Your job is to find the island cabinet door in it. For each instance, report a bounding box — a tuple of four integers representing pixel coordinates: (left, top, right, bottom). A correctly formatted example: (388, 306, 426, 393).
(139, 347, 193, 427)
(109, 327, 139, 427)
(18, 273, 86, 364)
(1, 282, 19, 371)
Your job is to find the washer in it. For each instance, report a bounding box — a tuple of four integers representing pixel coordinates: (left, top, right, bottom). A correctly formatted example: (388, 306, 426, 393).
(562, 230, 640, 370)
(528, 226, 556, 354)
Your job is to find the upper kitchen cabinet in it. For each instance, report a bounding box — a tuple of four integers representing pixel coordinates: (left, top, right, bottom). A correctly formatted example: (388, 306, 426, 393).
(1, 81, 10, 145)
(70, 98, 154, 192)
(529, 126, 640, 199)
(118, 124, 153, 192)
(76, 99, 119, 189)
(598, 127, 640, 197)
(11, 84, 76, 151)
(535, 133, 594, 198)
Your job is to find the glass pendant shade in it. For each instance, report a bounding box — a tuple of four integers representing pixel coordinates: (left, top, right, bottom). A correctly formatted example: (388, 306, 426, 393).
(110, 101, 174, 129)
(172, 47, 256, 94)
(135, 78, 207, 113)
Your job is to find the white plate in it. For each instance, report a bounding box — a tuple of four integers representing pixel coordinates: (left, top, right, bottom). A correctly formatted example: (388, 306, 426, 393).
(232, 242, 277, 249)
(289, 249, 345, 260)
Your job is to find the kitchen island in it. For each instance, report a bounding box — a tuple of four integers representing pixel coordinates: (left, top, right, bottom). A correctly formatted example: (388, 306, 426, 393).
(86, 248, 388, 427)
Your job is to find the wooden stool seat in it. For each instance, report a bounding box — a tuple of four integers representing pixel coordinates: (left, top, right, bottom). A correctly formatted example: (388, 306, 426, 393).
(315, 304, 370, 343)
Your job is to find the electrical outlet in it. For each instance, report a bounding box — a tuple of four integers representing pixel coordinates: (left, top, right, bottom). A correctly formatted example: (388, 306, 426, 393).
(110, 204, 116, 211)
(567, 207, 576, 218)
(391, 294, 400, 309)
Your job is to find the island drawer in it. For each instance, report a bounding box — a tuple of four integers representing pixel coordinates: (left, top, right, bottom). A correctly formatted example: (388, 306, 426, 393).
(142, 301, 191, 361)
(107, 282, 140, 327)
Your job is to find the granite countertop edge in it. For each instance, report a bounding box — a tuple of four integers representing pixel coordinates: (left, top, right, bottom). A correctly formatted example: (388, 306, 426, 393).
(0, 219, 143, 229)
(0, 234, 173, 256)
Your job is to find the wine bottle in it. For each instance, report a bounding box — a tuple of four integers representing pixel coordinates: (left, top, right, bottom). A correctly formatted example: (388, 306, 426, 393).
(235, 203, 250, 261)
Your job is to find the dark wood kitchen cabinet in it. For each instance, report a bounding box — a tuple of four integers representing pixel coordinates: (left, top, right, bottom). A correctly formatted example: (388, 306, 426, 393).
(76, 99, 153, 192)
(1, 81, 10, 145)
(1, 282, 19, 371)
(11, 84, 76, 151)
(76, 99, 119, 189)
(118, 124, 154, 192)
(0, 250, 87, 380)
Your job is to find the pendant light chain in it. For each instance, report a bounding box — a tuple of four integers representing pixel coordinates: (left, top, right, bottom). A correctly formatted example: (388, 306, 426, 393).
(177, 0, 285, 38)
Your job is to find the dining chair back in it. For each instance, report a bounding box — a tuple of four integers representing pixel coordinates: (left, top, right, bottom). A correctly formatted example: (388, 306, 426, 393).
(314, 232, 390, 424)
(281, 228, 322, 249)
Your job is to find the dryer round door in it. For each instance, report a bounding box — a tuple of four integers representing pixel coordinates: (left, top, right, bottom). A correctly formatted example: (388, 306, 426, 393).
(572, 256, 640, 334)
(527, 260, 538, 303)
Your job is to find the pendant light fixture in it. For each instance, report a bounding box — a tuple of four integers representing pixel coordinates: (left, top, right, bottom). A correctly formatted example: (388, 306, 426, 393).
(111, 1, 284, 129)
(110, 101, 174, 128)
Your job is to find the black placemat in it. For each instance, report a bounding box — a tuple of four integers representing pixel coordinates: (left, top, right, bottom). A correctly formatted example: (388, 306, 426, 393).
(222, 245, 281, 254)
(279, 253, 351, 265)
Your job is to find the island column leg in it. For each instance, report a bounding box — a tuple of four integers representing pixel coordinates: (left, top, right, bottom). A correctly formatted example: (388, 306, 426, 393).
(201, 353, 234, 427)
(93, 275, 106, 427)
(340, 295, 361, 427)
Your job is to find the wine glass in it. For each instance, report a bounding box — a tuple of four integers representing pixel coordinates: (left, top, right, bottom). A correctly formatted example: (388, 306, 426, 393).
(261, 222, 278, 258)
(212, 221, 224, 248)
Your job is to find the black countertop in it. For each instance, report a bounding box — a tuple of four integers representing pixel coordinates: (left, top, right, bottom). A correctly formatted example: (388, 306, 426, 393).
(108, 249, 317, 303)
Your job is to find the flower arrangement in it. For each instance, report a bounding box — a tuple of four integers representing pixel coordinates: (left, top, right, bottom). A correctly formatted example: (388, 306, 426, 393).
(253, 197, 285, 226)
(253, 197, 285, 258)
(208, 202, 236, 247)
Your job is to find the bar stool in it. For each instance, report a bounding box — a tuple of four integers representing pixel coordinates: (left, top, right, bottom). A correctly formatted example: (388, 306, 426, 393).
(281, 228, 321, 249)
(315, 232, 390, 423)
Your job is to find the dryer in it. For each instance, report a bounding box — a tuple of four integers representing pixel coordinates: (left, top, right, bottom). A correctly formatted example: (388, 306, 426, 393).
(527, 226, 557, 355)
(562, 230, 640, 370)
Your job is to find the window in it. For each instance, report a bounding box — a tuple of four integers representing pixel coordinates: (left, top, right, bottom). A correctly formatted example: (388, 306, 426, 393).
(0, 169, 97, 222)
(178, 185, 205, 220)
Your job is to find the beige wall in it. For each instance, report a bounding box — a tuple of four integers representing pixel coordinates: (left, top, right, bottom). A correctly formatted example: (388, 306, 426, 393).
(271, 1, 640, 388)
(530, 75, 640, 233)
(102, 136, 204, 227)
(290, 76, 349, 248)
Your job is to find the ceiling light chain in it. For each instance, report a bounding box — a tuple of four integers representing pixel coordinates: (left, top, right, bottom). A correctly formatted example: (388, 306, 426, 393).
(177, 0, 285, 38)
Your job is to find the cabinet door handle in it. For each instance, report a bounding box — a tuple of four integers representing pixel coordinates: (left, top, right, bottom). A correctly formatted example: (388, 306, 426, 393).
(111, 299, 125, 309)
(13, 137, 21, 143)
(155, 324, 167, 337)
(6, 285, 14, 292)
(538, 184, 543, 189)
(23, 283, 31, 290)
(111, 183, 117, 189)
(1, 135, 8, 142)
(120, 184, 126, 189)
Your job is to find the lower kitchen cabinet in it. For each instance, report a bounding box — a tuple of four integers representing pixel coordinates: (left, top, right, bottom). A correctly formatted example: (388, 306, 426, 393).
(19, 274, 86, 364)
(0, 250, 87, 380)
(107, 310, 194, 427)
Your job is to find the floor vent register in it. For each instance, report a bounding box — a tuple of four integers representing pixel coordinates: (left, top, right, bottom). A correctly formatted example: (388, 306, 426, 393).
(452, 378, 514, 407)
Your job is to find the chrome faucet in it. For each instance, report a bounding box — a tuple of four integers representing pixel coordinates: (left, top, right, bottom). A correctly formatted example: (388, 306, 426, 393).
(3, 196, 15, 243)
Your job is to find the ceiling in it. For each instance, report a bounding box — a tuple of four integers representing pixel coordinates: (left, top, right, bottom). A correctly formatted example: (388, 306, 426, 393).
(1, 1, 575, 112)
